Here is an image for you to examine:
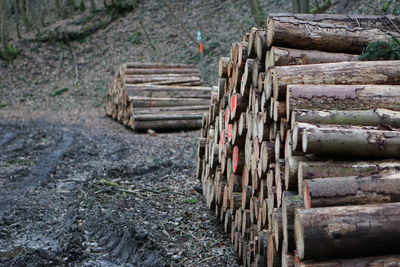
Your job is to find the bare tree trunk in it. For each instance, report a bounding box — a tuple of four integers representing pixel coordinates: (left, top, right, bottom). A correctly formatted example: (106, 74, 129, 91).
(89, 0, 96, 12)
(14, 0, 21, 38)
(21, 0, 32, 32)
(0, 0, 7, 49)
(299, 0, 310, 13)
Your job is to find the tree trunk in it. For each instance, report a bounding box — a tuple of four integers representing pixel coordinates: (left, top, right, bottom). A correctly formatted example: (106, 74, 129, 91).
(282, 192, 303, 253)
(273, 61, 400, 100)
(304, 173, 400, 208)
(268, 13, 400, 32)
(295, 202, 400, 260)
(13, 0, 21, 38)
(302, 123, 400, 158)
(268, 46, 358, 68)
(298, 160, 400, 195)
(0, 0, 6, 50)
(287, 85, 400, 117)
(291, 109, 400, 128)
(266, 17, 398, 53)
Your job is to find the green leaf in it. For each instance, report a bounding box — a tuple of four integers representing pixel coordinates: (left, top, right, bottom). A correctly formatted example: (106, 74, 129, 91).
(183, 197, 198, 204)
(49, 87, 69, 97)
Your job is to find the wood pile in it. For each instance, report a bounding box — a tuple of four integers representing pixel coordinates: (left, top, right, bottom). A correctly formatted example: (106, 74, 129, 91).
(105, 62, 212, 130)
(196, 13, 400, 266)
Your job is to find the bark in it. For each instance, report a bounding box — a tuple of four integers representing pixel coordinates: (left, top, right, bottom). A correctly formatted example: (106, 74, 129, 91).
(124, 68, 199, 75)
(287, 85, 400, 117)
(295, 202, 400, 260)
(268, 13, 400, 32)
(298, 160, 400, 195)
(304, 173, 400, 208)
(266, 17, 398, 53)
(268, 46, 358, 68)
(273, 61, 400, 100)
(302, 123, 400, 158)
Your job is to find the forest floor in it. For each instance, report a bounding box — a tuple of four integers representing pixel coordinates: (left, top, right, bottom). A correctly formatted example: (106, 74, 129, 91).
(0, 0, 378, 266)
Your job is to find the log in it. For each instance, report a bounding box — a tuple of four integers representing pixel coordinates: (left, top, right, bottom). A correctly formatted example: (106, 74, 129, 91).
(219, 57, 229, 78)
(291, 109, 400, 128)
(298, 160, 400, 195)
(124, 76, 202, 85)
(238, 42, 248, 68)
(267, 233, 280, 267)
(295, 254, 400, 267)
(132, 105, 209, 115)
(133, 113, 205, 121)
(124, 68, 200, 75)
(295, 202, 400, 260)
(273, 61, 400, 100)
(233, 146, 245, 174)
(302, 123, 400, 158)
(124, 62, 197, 69)
(248, 27, 262, 58)
(255, 30, 267, 62)
(268, 46, 358, 68)
(129, 96, 210, 107)
(266, 17, 398, 53)
(272, 208, 283, 252)
(133, 118, 202, 130)
(267, 13, 400, 32)
(286, 85, 400, 116)
(282, 192, 303, 253)
(304, 173, 400, 208)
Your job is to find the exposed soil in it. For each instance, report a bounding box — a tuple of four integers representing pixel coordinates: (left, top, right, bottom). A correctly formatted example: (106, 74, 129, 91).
(0, 0, 381, 266)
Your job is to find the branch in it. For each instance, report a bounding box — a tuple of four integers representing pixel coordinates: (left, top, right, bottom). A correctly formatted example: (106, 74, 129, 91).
(360, 0, 400, 34)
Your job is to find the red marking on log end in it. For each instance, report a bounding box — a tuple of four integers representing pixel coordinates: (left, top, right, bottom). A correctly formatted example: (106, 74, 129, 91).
(233, 146, 239, 173)
(227, 124, 233, 140)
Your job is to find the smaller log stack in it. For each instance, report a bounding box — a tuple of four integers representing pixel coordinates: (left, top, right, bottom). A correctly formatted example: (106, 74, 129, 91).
(105, 62, 212, 130)
(196, 13, 400, 267)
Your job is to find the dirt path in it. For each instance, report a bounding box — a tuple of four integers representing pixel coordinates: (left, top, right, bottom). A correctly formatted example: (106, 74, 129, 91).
(0, 110, 238, 266)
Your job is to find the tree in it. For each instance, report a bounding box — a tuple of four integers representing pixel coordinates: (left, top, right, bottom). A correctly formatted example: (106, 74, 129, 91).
(292, 0, 310, 13)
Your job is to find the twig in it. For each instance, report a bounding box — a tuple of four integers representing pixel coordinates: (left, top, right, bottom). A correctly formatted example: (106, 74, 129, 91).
(197, 256, 217, 264)
(160, 0, 200, 46)
(138, 18, 158, 51)
(352, 12, 361, 27)
(360, 0, 400, 33)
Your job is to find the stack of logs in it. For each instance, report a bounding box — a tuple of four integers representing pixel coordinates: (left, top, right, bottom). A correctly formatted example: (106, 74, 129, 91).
(105, 62, 212, 130)
(196, 13, 400, 267)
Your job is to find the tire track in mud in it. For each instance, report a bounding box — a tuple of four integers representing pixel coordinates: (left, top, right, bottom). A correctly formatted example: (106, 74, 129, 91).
(0, 129, 75, 217)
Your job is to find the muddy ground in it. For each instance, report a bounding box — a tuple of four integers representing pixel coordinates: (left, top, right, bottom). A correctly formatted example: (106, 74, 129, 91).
(0, 111, 238, 266)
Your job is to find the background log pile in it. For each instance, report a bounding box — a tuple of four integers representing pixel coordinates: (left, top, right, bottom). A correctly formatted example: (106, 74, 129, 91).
(105, 62, 212, 130)
(196, 13, 400, 266)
